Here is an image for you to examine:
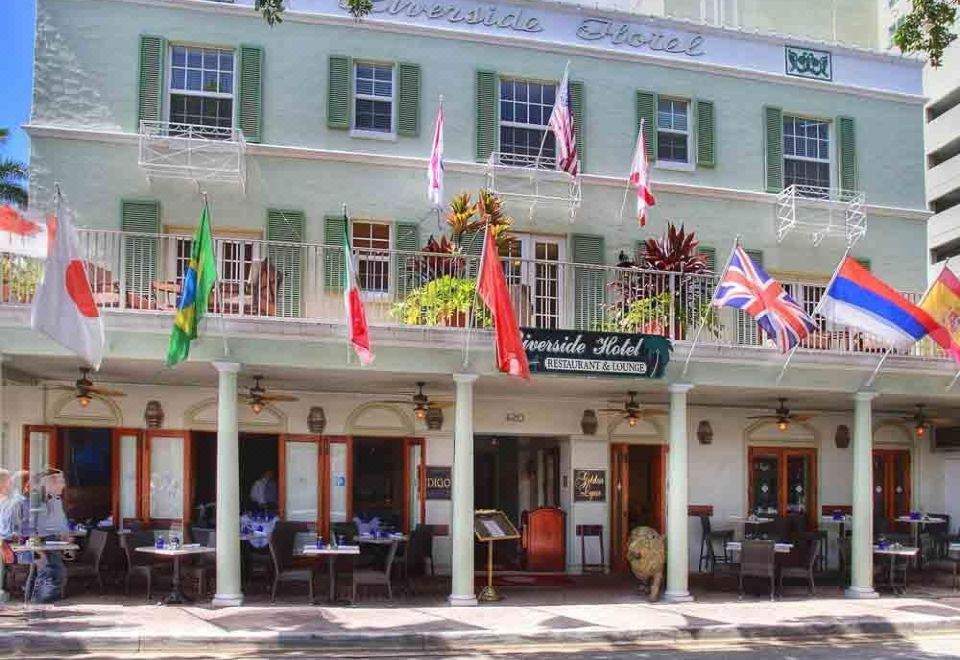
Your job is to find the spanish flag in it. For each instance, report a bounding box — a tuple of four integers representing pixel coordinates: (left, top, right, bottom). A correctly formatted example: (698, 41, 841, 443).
(920, 265, 960, 360)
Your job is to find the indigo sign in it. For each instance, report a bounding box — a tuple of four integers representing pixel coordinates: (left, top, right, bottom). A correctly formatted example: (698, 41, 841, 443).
(573, 469, 606, 502)
(785, 45, 832, 81)
(425, 466, 452, 500)
(521, 328, 671, 378)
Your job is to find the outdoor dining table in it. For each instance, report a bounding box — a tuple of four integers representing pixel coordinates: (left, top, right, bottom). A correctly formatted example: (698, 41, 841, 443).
(355, 534, 407, 545)
(725, 541, 794, 554)
(135, 545, 215, 605)
(300, 545, 360, 602)
(895, 515, 945, 568)
(873, 545, 918, 595)
(11, 541, 80, 604)
(729, 515, 774, 539)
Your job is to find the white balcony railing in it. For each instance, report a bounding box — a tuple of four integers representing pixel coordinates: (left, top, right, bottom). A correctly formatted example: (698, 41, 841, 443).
(138, 120, 247, 190)
(0, 229, 944, 361)
(485, 151, 582, 222)
(776, 184, 866, 247)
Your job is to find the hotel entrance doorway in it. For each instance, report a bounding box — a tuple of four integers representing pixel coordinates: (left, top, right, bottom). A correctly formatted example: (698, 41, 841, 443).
(610, 443, 666, 572)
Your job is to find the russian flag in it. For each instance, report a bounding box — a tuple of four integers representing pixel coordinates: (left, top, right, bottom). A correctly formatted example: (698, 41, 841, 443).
(821, 257, 959, 357)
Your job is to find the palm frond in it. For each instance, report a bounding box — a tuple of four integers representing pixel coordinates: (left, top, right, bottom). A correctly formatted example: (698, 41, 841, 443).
(0, 182, 28, 208)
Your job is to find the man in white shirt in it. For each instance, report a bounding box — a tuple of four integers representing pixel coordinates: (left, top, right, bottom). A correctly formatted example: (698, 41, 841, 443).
(249, 470, 277, 514)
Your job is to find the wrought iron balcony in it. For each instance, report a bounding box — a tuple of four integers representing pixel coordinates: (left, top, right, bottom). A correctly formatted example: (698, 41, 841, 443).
(776, 184, 866, 247)
(138, 120, 247, 190)
(0, 229, 943, 361)
(484, 151, 582, 222)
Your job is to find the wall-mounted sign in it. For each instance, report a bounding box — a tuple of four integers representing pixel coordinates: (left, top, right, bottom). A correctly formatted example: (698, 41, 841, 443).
(425, 466, 452, 500)
(785, 45, 832, 81)
(522, 328, 672, 378)
(573, 469, 606, 502)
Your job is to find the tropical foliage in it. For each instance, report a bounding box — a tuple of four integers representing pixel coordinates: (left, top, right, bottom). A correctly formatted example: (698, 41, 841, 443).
(894, 0, 958, 67)
(255, 0, 371, 25)
(0, 128, 28, 208)
(390, 275, 490, 327)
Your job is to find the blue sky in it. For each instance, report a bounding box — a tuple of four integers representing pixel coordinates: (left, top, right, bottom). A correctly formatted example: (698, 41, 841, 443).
(1, 0, 36, 167)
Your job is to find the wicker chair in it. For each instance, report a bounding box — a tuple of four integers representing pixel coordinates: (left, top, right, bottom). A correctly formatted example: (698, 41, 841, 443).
(121, 531, 169, 601)
(778, 538, 819, 596)
(352, 539, 399, 604)
(739, 540, 776, 601)
(65, 529, 109, 595)
(268, 528, 315, 603)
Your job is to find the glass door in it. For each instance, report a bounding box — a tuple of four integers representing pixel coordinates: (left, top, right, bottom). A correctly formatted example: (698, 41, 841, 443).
(873, 449, 911, 528)
(325, 437, 352, 537)
(145, 431, 190, 524)
(112, 428, 142, 526)
(749, 450, 780, 517)
(279, 434, 321, 525)
(499, 234, 565, 329)
(748, 447, 817, 529)
(404, 438, 425, 532)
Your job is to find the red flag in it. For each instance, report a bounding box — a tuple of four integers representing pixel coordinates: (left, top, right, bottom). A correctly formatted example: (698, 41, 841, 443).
(629, 120, 655, 227)
(476, 226, 530, 380)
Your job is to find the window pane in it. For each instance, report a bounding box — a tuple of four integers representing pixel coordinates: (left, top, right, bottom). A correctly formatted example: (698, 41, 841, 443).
(172, 67, 186, 90)
(657, 131, 688, 163)
(220, 51, 233, 71)
(786, 454, 811, 515)
(751, 454, 779, 517)
(355, 98, 392, 132)
(203, 71, 218, 93)
(187, 49, 202, 67)
(172, 46, 186, 67)
(186, 69, 202, 91)
(220, 72, 233, 94)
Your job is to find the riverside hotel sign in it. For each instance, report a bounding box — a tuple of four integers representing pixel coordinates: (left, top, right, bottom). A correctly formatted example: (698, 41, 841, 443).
(522, 328, 672, 378)
(234, 0, 922, 95)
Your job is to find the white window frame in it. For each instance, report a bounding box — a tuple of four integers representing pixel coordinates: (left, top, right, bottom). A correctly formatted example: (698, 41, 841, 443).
(499, 232, 566, 329)
(351, 61, 397, 141)
(498, 77, 558, 168)
(166, 229, 261, 293)
(782, 114, 833, 192)
(350, 219, 393, 297)
(165, 43, 236, 130)
(654, 96, 695, 172)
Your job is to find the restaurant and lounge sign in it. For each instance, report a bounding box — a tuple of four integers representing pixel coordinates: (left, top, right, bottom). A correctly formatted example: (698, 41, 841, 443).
(521, 328, 671, 378)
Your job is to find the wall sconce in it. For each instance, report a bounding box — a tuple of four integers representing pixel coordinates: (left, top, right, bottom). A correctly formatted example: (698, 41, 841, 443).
(580, 409, 598, 435)
(835, 424, 850, 449)
(696, 420, 713, 445)
(307, 406, 326, 434)
(425, 406, 444, 431)
(144, 400, 164, 429)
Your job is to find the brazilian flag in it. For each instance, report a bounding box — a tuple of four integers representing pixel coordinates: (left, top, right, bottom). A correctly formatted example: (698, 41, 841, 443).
(165, 204, 217, 366)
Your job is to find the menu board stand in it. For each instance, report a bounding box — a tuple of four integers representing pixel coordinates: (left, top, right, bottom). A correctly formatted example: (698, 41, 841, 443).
(474, 509, 521, 602)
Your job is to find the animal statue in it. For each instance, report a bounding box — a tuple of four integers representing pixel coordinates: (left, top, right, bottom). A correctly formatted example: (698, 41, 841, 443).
(626, 526, 665, 601)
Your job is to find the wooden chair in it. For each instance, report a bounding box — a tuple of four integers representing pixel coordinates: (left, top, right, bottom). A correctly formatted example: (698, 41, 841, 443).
(65, 528, 109, 595)
(739, 540, 776, 601)
(352, 539, 399, 604)
(268, 528, 315, 603)
(521, 507, 565, 572)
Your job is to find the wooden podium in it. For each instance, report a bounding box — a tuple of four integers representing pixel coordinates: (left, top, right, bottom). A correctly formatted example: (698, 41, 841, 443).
(474, 509, 520, 602)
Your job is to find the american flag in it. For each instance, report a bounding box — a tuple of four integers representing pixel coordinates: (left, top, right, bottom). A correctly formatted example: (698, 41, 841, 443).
(712, 246, 818, 353)
(427, 98, 444, 207)
(548, 65, 579, 177)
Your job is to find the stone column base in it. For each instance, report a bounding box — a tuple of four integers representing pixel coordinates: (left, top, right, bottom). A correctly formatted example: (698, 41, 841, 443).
(212, 593, 244, 607)
(844, 586, 879, 599)
(448, 593, 479, 607)
(662, 590, 694, 603)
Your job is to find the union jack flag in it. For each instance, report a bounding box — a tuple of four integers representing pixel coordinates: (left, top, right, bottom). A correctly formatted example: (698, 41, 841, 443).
(712, 246, 817, 353)
(548, 65, 579, 177)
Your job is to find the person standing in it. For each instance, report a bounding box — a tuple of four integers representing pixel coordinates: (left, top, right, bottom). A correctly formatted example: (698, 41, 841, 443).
(249, 469, 278, 515)
(0, 469, 28, 599)
(31, 470, 70, 603)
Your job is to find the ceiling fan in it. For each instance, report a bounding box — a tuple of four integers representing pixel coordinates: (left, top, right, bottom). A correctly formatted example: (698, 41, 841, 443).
(374, 382, 451, 421)
(747, 397, 812, 432)
(52, 368, 126, 408)
(240, 376, 298, 415)
(597, 391, 650, 427)
(896, 404, 951, 438)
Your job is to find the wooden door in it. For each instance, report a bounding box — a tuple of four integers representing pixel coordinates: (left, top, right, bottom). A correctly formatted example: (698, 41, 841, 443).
(748, 446, 818, 530)
(610, 444, 630, 572)
(873, 449, 911, 526)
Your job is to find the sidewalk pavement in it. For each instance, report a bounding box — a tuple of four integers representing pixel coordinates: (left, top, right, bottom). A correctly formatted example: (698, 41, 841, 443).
(3, 589, 960, 654)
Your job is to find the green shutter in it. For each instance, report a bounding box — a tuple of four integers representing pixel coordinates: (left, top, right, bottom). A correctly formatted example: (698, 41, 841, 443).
(572, 234, 605, 330)
(636, 90, 657, 162)
(393, 221, 420, 297)
(324, 215, 347, 290)
(397, 63, 421, 137)
(569, 80, 585, 171)
(696, 246, 717, 273)
(634, 239, 649, 266)
(696, 99, 715, 168)
(328, 56, 352, 130)
(461, 228, 484, 277)
(764, 106, 784, 193)
(265, 209, 304, 317)
(121, 200, 160, 301)
(137, 35, 165, 126)
(745, 249, 764, 267)
(476, 70, 497, 162)
(838, 115, 857, 194)
(238, 45, 264, 143)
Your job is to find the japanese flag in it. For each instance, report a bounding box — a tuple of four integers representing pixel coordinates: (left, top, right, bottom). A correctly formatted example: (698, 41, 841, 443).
(31, 207, 104, 369)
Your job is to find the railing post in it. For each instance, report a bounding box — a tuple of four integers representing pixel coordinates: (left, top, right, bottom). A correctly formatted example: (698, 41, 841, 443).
(668, 271, 677, 341)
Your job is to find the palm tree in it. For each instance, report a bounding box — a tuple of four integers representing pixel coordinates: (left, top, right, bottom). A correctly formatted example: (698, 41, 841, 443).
(0, 128, 28, 208)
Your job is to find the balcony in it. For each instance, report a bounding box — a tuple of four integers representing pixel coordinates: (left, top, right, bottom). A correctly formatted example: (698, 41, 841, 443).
(776, 184, 866, 247)
(138, 121, 247, 190)
(0, 229, 944, 362)
(484, 152, 582, 222)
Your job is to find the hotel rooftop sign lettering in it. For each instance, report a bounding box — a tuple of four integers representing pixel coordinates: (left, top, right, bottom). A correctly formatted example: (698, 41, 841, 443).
(364, 0, 545, 33)
(785, 45, 832, 81)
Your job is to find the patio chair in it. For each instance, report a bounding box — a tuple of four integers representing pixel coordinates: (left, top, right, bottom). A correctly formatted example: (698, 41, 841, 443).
(183, 529, 216, 598)
(738, 540, 776, 601)
(268, 527, 315, 603)
(698, 515, 734, 573)
(927, 514, 951, 558)
(121, 531, 169, 601)
(797, 530, 828, 573)
(64, 528, 108, 595)
(84, 262, 121, 308)
(352, 538, 399, 604)
(248, 258, 283, 317)
(778, 538, 819, 596)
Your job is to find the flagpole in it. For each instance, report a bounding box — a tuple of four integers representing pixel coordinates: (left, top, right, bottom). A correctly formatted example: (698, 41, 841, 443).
(534, 61, 570, 169)
(463, 225, 489, 369)
(945, 368, 960, 391)
(203, 192, 229, 359)
(681, 234, 739, 378)
(617, 119, 643, 227)
(775, 245, 852, 385)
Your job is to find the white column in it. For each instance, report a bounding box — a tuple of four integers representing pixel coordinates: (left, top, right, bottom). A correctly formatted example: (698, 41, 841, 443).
(449, 373, 478, 607)
(663, 383, 694, 602)
(847, 391, 879, 599)
(212, 361, 243, 607)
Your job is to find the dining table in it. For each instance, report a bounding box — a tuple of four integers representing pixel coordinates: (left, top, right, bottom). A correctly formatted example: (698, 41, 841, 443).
(726, 541, 794, 554)
(873, 545, 918, 595)
(894, 515, 945, 569)
(300, 544, 360, 602)
(135, 545, 215, 605)
(11, 541, 80, 604)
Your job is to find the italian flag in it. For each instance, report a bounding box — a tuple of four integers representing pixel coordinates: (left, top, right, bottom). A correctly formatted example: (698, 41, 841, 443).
(343, 222, 374, 365)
